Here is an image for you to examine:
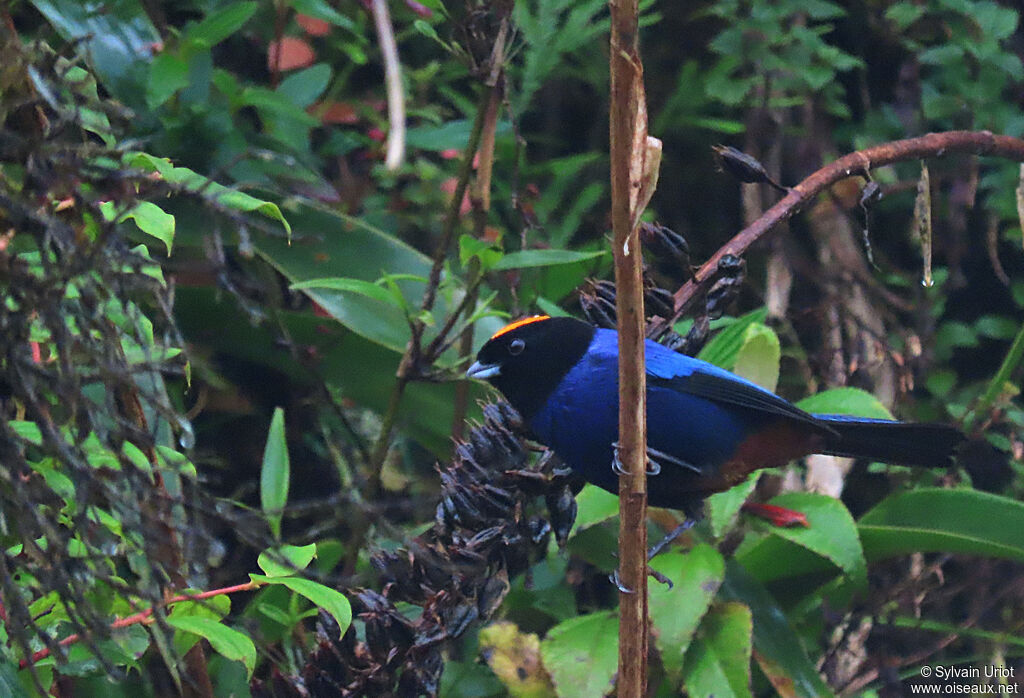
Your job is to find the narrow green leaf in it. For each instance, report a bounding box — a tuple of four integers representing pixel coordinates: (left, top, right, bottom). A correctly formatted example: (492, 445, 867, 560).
(187, 2, 258, 47)
(147, 53, 190, 108)
(166, 616, 256, 679)
(292, 0, 356, 30)
(9, 420, 43, 446)
(258, 543, 318, 577)
(796, 387, 893, 419)
(682, 602, 753, 698)
(290, 277, 400, 307)
(859, 488, 1024, 563)
(540, 611, 618, 698)
(249, 574, 352, 637)
(492, 249, 605, 270)
(719, 561, 835, 698)
(650, 545, 726, 681)
(260, 408, 289, 540)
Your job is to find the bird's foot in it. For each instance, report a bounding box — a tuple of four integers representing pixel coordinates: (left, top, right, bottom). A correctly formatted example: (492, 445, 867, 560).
(741, 501, 809, 527)
(609, 566, 675, 591)
(648, 519, 696, 560)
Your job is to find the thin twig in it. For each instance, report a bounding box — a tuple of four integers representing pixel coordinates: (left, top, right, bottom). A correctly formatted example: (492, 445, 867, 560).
(650, 131, 1024, 335)
(370, 0, 405, 171)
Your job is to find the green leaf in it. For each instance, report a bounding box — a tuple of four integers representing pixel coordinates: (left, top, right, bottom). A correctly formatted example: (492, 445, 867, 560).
(147, 53, 190, 108)
(290, 277, 401, 307)
(697, 307, 769, 369)
(540, 611, 618, 698)
(796, 387, 893, 419)
(732, 322, 780, 391)
(705, 473, 759, 539)
(976, 315, 1021, 340)
(0, 657, 28, 698)
(682, 602, 753, 698)
(166, 616, 256, 679)
(261, 407, 289, 540)
(458, 235, 503, 271)
(492, 249, 605, 270)
(650, 545, 726, 681)
(737, 492, 867, 589)
(187, 2, 258, 47)
(277, 63, 332, 108)
(859, 488, 1024, 563)
(249, 574, 352, 636)
(570, 484, 619, 534)
(120, 201, 176, 255)
(127, 152, 291, 237)
(9, 420, 43, 446)
(292, 0, 356, 30)
(29, 0, 160, 99)
(258, 543, 318, 577)
(719, 561, 835, 698)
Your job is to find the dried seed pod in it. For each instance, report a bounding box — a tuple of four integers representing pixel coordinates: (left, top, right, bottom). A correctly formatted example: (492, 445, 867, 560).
(712, 144, 787, 193)
(639, 221, 691, 269)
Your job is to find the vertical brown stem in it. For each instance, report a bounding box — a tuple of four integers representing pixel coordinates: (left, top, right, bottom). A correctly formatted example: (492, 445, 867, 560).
(609, 1, 649, 696)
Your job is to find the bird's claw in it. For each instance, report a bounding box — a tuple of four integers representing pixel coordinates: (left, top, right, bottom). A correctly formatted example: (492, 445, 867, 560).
(609, 569, 635, 594)
(647, 519, 696, 560)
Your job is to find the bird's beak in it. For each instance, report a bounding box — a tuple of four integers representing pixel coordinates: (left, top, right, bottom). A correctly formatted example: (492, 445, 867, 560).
(466, 361, 501, 380)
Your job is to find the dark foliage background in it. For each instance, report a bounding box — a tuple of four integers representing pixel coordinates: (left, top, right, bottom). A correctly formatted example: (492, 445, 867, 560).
(1, 0, 1023, 696)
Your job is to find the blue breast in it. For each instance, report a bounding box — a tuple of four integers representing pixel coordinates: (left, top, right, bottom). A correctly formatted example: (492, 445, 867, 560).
(528, 330, 760, 504)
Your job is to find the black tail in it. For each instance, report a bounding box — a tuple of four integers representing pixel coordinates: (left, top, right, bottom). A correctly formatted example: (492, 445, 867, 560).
(814, 415, 964, 468)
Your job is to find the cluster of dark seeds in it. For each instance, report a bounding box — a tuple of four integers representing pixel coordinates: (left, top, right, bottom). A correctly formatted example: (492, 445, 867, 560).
(254, 402, 576, 696)
(579, 223, 747, 356)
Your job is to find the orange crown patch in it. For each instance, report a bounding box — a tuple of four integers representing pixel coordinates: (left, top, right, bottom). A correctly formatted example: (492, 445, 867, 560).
(489, 315, 550, 340)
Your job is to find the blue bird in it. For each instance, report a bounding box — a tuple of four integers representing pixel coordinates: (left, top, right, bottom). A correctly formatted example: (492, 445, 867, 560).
(467, 315, 963, 517)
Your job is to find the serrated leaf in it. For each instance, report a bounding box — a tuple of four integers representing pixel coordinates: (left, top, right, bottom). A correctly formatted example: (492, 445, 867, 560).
(249, 574, 352, 636)
(650, 545, 725, 681)
(737, 492, 867, 589)
(706, 473, 759, 539)
(540, 611, 617, 698)
(260, 408, 289, 540)
(166, 616, 256, 678)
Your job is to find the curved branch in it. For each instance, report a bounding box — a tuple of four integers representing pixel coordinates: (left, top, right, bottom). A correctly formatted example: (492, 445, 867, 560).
(653, 130, 1024, 333)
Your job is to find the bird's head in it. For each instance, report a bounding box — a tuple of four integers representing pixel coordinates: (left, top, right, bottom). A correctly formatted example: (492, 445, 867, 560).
(467, 315, 595, 421)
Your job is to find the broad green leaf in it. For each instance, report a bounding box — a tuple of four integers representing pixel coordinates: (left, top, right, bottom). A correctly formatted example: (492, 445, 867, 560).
(169, 594, 231, 657)
(698, 307, 769, 369)
(99, 201, 176, 255)
(796, 387, 893, 420)
(29, 0, 159, 99)
(682, 602, 753, 698)
(569, 485, 619, 534)
(166, 616, 256, 679)
(147, 53, 190, 108)
(258, 543, 318, 577)
(650, 545, 725, 681)
(187, 2, 258, 47)
(859, 488, 1024, 563)
(9, 420, 42, 446)
(249, 574, 352, 637)
(260, 408, 289, 540)
(493, 249, 605, 271)
(277, 63, 332, 108)
(0, 658, 28, 698)
(706, 474, 759, 539)
(239, 87, 321, 126)
(737, 492, 867, 589)
(732, 322, 780, 391)
(540, 611, 617, 698)
(719, 561, 835, 698)
(127, 152, 291, 237)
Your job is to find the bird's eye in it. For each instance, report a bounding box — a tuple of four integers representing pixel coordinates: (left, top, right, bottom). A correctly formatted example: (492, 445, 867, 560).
(509, 338, 525, 355)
